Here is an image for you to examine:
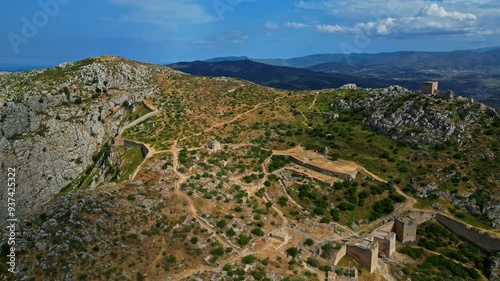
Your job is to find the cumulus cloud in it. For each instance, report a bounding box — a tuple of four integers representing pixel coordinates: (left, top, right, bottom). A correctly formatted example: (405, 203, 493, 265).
(299, 0, 498, 37)
(316, 24, 347, 33)
(109, 0, 216, 27)
(315, 3, 494, 37)
(286, 22, 308, 28)
(421, 3, 476, 20)
(265, 21, 280, 30)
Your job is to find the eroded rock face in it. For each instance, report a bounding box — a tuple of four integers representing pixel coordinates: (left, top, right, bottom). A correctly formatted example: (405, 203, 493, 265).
(491, 253, 500, 281)
(335, 86, 468, 146)
(0, 59, 166, 226)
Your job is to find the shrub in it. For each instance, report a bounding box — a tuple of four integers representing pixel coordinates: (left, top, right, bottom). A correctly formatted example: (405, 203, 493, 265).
(238, 234, 252, 246)
(242, 255, 257, 264)
(216, 220, 227, 228)
(210, 247, 225, 257)
(304, 239, 314, 246)
(251, 228, 265, 237)
(278, 196, 288, 206)
(286, 247, 299, 258)
(226, 228, 236, 236)
(398, 246, 423, 259)
(306, 257, 319, 268)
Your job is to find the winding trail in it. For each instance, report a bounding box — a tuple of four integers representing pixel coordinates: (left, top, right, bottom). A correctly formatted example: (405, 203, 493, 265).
(308, 91, 320, 110)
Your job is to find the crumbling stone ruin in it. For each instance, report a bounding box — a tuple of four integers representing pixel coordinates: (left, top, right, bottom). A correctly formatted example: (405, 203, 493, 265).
(372, 229, 396, 257)
(326, 266, 358, 281)
(330, 217, 418, 274)
(207, 137, 222, 152)
(421, 81, 438, 95)
(421, 81, 455, 100)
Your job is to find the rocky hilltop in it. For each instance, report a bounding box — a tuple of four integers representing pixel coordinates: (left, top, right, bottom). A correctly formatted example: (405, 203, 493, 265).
(0, 57, 176, 225)
(335, 85, 498, 146)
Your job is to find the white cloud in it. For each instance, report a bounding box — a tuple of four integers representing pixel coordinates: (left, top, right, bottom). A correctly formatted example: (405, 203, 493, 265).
(316, 24, 347, 33)
(421, 3, 476, 20)
(315, 3, 496, 37)
(265, 22, 280, 30)
(286, 22, 308, 28)
(109, 0, 216, 27)
(297, 0, 429, 17)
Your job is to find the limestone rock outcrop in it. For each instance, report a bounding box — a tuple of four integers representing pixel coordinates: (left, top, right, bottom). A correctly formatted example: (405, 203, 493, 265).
(0, 58, 171, 226)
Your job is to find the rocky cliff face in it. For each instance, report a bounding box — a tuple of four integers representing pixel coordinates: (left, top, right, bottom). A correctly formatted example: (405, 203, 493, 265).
(334, 85, 497, 146)
(0, 57, 169, 226)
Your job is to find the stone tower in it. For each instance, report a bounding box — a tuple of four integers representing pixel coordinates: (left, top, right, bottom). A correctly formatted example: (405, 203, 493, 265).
(394, 217, 417, 243)
(421, 81, 438, 95)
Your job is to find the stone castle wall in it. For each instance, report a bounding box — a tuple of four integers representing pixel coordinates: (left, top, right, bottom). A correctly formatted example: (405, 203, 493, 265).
(123, 139, 150, 157)
(346, 242, 378, 274)
(333, 244, 347, 265)
(288, 155, 358, 180)
(435, 214, 500, 252)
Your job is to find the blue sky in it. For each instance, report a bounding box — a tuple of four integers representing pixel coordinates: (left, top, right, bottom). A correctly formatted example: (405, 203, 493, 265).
(1, 0, 499, 67)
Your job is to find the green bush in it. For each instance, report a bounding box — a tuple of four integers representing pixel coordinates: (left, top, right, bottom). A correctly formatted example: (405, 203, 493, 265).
(398, 246, 423, 259)
(251, 228, 265, 237)
(242, 255, 257, 264)
(286, 247, 299, 258)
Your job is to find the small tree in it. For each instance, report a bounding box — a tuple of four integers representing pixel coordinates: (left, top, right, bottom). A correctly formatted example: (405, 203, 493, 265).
(286, 247, 299, 258)
(242, 255, 257, 264)
(278, 196, 288, 206)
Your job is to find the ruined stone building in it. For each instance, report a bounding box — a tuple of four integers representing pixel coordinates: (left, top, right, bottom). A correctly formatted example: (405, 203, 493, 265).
(207, 138, 222, 152)
(421, 81, 439, 95)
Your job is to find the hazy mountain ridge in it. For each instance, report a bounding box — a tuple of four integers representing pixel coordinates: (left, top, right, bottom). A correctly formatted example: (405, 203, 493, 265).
(195, 48, 500, 108)
(169, 59, 394, 90)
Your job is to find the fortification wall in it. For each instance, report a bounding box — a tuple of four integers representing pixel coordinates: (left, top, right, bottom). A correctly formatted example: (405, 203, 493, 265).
(435, 214, 500, 252)
(377, 221, 395, 233)
(118, 110, 160, 135)
(333, 244, 347, 265)
(141, 100, 156, 112)
(123, 139, 150, 157)
(373, 232, 396, 257)
(408, 211, 435, 225)
(327, 267, 358, 281)
(346, 243, 378, 274)
(289, 156, 357, 180)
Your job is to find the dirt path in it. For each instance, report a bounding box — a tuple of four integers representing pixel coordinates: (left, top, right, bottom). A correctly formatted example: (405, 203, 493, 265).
(309, 91, 320, 110)
(147, 237, 166, 277)
(169, 140, 233, 249)
(180, 96, 284, 142)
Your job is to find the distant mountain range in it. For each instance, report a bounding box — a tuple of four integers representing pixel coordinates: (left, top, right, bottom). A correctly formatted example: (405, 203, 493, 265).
(169, 59, 395, 90)
(170, 47, 500, 108)
(253, 48, 500, 68)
